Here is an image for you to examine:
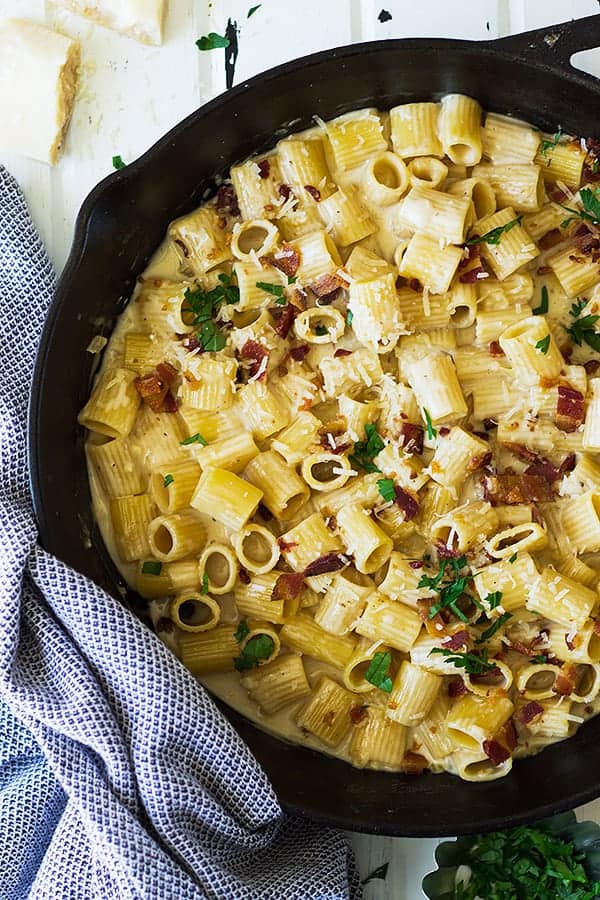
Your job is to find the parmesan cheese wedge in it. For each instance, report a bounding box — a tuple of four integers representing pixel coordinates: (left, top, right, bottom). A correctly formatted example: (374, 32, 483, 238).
(50, 0, 167, 46)
(0, 19, 80, 165)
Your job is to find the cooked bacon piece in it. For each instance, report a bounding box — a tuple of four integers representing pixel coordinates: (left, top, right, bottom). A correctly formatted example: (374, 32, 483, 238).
(277, 538, 298, 552)
(238, 567, 251, 585)
(447, 678, 468, 698)
(549, 185, 568, 203)
(556, 384, 585, 433)
(240, 339, 269, 380)
(310, 272, 343, 302)
(272, 303, 297, 339)
(585, 359, 600, 376)
(394, 486, 419, 521)
(574, 225, 600, 260)
(162, 391, 178, 413)
(134, 361, 178, 412)
(303, 553, 346, 577)
(520, 700, 544, 725)
(502, 441, 537, 463)
(401, 752, 429, 775)
(553, 661, 579, 696)
(483, 473, 554, 505)
(155, 361, 177, 385)
(483, 719, 517, 765)
(304, 184, 321, 201)
(538, 228, 563, 250)
(272, 572, 305, 602)
(399, 422, 424, 455)
(215, 184, 240, 217)
(257, 159, 270, 178)
(334, 348, 352, 358)
(263, 242, 300, 278)
(289, 344, 310, 362)
(181, 334, 201, 353)
(467, 452, 492, 472)
(409, 560, 424, 569)
(488, 340, 505, 357)
(278, 183, 292, 201)
(439, 426, 450, 437)
(349, 704, 368, 725)
(460, 266, 487, 284)
(442, 630, 469, 651)
(436, 542, 462, 559)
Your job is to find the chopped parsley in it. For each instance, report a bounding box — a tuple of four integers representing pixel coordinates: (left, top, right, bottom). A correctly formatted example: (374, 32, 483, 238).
(361, 862, 389, 885)
(349, 423, 384, 473)
(423, 408, 437, 440)
(560, 185, 600, 229)
(451, 823, 600, 900)
(141, 561, 162, 576)
(163, 474, 174, 488)
(566, 299, 600, 353)
(485, 591, 503, 610)
(247, 4, 261, 16)
(234, 619, 250, 642)
(182, 274, 239, 352)
(536, 334, 551, 354)
(346, 309, 353, 326)
(377, 478, 396, 503)
(315, 324, 328, 336)
(509, 553, 518, 563)
(234, 633, 275, 671)
(476, 611, 512, 643)
(196, 32, 230, 51)
(533, 285, 549, 315)
(180, 432, 208, 446)
(112, 155, 126, 170)
(531, 654, 548, 664)
(256, 281, 286, 303)
(419, 557, 476, 623)
(540, 126, 563, 159)
(466, 215, 523, 246)
(288, 275, 297, 285)
(365, 651, 393, 693)
(200, 572, 209, 595)
(429, 647, 497, 675)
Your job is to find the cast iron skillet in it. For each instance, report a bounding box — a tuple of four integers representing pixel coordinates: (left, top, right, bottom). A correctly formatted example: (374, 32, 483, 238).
(29, 16, 600, 836)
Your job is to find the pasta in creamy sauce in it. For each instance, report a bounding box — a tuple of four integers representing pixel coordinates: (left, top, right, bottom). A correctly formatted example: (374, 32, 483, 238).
(79, 95, 600, 782)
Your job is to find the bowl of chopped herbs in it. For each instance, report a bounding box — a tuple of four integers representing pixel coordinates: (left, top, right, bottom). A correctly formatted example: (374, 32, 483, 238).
(422, 811, 600, 899)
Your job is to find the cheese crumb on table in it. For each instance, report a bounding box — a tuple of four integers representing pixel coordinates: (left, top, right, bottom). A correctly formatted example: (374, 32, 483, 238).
(0, 18, 80, 166)
(49, 0, 167, 46)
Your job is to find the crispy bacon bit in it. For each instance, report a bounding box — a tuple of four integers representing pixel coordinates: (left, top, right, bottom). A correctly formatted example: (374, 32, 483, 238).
(468, 452, 492, 472)
(585, 359, 600, 376)
(272, 571, 305, 602)
(401, 752, 429, 775)
(436, 542, 462, 559)
(489, 340, 505, 357)
(443, 630, 469, 651)
(303, 553, 345, 578)
(264, 242, 300, 278)
(278, 183, 292, 201)
(550, 186, 568, 203)
(257, 159, 270, 179)
(181, 334, 201, 353)
(554, 662, 578, 696)
(439, 426, 450, 437)
(349, 704, 368, 725)
(556, 384, 585, 433)
(290, 344, 310, 362)
(399, 423, 424, 455)
(277, 538, 299, 553)
(304, 184, 321, 201)
(156, 617, 174, 634)
(502, 442, 538, 463)
(290, 286, 308, 311)
(520, 700, 544, 725)
(408, 278, 422, 292)
(574, 226, 600, 260)
(594, 619, 600, 637)
(334, 348, 352, 358)
(134, 361, 178, 413)
(482, 738, 511, 766)
(162, 391, 178, 413)
(460, 266, 487, 284)
(409, 560, 424, 569)
(310, 272, 343, 302)
(238, 567, 251, 585)
(155, 362, 177, 385)
(538, 228, 563, 250)
(394, 486, 419, 521)
(240, 339, 269, 380)
(215, 184, 240, 217)
(272, 303, 297, 339)
(483, 473, 554, 505)
(448, 678, 468, 698)
(565, 633, 576, 651)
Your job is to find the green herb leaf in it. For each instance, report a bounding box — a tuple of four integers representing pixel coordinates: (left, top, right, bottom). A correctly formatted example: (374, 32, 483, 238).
(560, 185, 600, 229)
(247, 3, 261, 16)
(180, 432, 208, 446)
(256, 281, 286, 300)
(200, 572, 209, 595)
(377, 478, 396, 503)
(466, 215, 523, 246)
(484, 591, 503, 610)
(234, 634, 275, 671)
(112, 155, 126, 170)
(163, 474, 174, 488)
(361, 862, 389, 885)
(234, 620, 250, 642)
(531, 654, 549, 665)
(429, 647, 497, 675)
(365, 651, 393, 693)
(476, 611, 512, 643)
(536, 334, 551, 354)
(509, 553, 517, 563)
(349, 423, 384, 474)
(288, 275, 297, 284)
(533, 285, 549, 316)
(141, 561, 162, 576)
(419, 557, 473, 623)
(566, 299, 600, 353)
(423, 408, 437, 440)
(196, 32, 230, 51)
(182, 277, 238, 352)
(315, 324, 328, 336)
(540, 126, 563, 159)
(346, 309, 353, 326)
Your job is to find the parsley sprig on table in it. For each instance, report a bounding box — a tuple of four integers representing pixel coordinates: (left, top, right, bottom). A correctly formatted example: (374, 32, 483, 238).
(349, 423, 384, 473)
(559, 185, 600, 229)
(182, 274, 239, 352)
(566, 298, 600, 353)
(452, 824, 600, 899)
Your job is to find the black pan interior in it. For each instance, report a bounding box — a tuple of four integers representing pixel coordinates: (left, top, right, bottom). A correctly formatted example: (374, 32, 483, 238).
(29, 19, 600, 835)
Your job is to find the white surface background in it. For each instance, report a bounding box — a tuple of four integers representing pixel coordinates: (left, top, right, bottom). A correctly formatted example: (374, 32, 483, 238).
(1, 0, 600, 896)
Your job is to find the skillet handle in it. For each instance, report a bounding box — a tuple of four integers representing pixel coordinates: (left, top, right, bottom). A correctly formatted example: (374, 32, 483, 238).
(491, 14, 600, 74)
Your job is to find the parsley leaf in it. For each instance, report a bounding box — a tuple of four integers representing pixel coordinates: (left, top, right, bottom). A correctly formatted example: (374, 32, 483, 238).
(531, 654, 549, 664)
(560, 186, 600, 228)
(256, 281, 285, 302)
(234, 620, 250, 642)
(365, 651, 393, 693)
(466, 215, 523, 246)
(419, 557, 473, 623)
(182, 276, 238, 352)
(566, 299, 600, 353)
(234, 634, 275, 671)
(247, 4, 261, 16)
(533, 285, 549, 315)
(349, 423, 384, 473)
(163, 473, 174, 488)
(315, 324, 328, 336)
(485, 591, 503, 610)
(196, 32, 230, 51)
(361, 862, 389, 885)
(288, 275, 297, 285)
(423, 408, 437, 440)
(200, 572, 209, 595)
(536, 334, 551, 354)
(476, 611, 512, 643)
(377, 478, 395, 503)
(509, 553, 517, 563)
(180, 432, 208, 446)
(112, 155, 126, 170)
(429, 647, 497, 674)
(141, 561, 162, 576)
(540, 126, 563, 159)
(346, 309, 353, 326)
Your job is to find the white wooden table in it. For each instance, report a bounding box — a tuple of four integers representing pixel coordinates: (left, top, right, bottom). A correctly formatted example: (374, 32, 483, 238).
(2, 0, 600, 895)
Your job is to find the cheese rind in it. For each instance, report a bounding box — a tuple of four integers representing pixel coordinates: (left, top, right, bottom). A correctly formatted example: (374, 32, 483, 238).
(50, 0, 166, 46)
(0, 19, 80, 165)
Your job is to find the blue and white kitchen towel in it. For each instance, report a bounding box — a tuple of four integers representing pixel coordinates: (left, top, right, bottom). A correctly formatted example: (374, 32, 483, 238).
(0, 165, 360, 900)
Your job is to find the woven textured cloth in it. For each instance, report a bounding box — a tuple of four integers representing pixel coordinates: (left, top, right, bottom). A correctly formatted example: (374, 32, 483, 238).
(0, 165, 360, 900)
